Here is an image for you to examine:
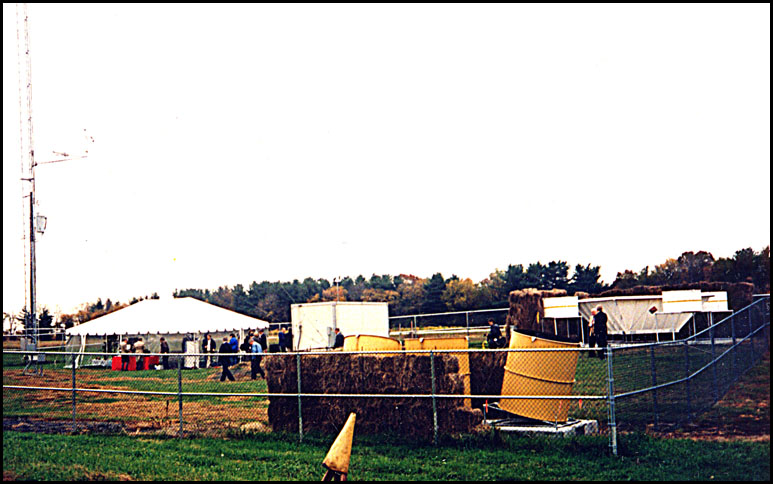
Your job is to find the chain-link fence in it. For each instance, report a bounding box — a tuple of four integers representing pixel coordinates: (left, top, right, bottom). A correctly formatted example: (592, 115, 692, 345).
(610, 295, 770, 451)
(3, 296, 769, 455)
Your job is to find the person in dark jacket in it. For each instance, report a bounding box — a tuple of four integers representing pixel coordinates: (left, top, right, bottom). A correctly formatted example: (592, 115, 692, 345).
(286, 327, 294, 352)
(487, 319, 504, 348)
(219, 337, 236, 382)
(160, 337, 170, 370)
(333, 328, 345, 349)
(592, 305, 609, 359)
(240, 333, 252, 363)
(257, 329, 268, 353)
(278, 327, 287, 352)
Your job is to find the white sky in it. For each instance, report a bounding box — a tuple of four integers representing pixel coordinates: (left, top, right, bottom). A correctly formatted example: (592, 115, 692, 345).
(3, 3, 770, 316)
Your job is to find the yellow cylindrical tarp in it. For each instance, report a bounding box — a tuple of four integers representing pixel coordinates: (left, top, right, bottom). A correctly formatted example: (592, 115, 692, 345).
(343, 335, 402, 352)
(499, 330, 580, 422)
(403, 337, 470, 408)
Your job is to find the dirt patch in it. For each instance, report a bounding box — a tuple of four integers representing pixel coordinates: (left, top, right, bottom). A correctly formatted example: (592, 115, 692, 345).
(3, 416, 125, 435)
(68, 464, 134, 481)
(3, 471, 19, 481)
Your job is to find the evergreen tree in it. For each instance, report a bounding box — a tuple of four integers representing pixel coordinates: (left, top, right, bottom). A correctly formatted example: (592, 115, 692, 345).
(422, 273, 447, 314)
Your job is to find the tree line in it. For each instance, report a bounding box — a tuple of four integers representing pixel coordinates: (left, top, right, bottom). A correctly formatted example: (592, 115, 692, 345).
(172, 245, 769, 323)
(15, 245, 768, 330)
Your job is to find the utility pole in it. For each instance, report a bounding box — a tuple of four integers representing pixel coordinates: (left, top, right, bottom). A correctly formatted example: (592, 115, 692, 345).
(29, 191, 37, 351)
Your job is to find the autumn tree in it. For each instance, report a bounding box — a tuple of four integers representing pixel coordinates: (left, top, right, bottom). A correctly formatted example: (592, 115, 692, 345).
(442, 278, 481, 311)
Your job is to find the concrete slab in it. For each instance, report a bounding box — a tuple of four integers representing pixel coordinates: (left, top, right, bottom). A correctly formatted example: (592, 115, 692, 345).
(484, 418, 599, 436)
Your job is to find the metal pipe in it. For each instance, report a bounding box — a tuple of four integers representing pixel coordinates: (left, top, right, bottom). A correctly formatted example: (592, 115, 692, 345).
(297, 352, 303, 442)
(684, 341, 691, 423)
(178, 356, 183, 437)
(2, 386, 606, 400)
(649, 345, 658, 430)
(710, 322, 718, 405)
(430, 350, 438, 445)
(71, 354, 76, 432)
(606, 344, 617, 456)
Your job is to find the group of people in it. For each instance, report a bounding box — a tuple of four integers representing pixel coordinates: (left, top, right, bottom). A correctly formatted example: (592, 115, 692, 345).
(277, 326, 294, 352)
(215, 329, 268, 382)
(484, 305, 608, 358)
(119, 337, 151, 371)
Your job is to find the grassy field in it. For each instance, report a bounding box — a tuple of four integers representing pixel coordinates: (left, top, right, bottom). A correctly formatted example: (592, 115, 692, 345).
(3, 342, 763, 435)
(3, 429, 769, 481)
(3, 348, 769, 480)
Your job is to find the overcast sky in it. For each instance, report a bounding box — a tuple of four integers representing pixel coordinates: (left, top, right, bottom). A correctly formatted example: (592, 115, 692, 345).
(3, 3, 770, 317)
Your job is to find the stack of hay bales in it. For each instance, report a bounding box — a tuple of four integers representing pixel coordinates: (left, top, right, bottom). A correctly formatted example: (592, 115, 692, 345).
(266, 353, 482, 439)
(468, 351, 507, 410)
(507, 288, 568, 333)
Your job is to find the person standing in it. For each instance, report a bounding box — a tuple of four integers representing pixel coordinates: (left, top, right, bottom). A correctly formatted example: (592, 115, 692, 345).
(487, 319, 504, 349)
(160, 337, 170, 370)
(202, 333, 216, 368)
(250, 336, 265, 380)
(593, 305, 609, 359)
(120, 338, 132, 371)
(587, 309, 598, 358)
(219, 337, 236, 382)
(286, 327, 294, 352)
(229, 333, 239, 365)
(134, 337, 145, 370)
(333, 328, 345, 349)
(278, 327, 287, 353)
(257, 328, 268, 353)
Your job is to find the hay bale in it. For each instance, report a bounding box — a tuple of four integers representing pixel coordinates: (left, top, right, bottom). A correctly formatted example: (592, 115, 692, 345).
(265, 352, 480, 440)
(507, 288, 568, 333)
(469, 351, 506, 409)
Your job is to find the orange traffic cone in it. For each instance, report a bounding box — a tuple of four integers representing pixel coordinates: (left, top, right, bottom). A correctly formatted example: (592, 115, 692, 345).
(322, 413, 356, 481)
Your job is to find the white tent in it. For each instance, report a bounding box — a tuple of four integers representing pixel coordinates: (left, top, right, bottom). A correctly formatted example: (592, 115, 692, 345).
(66, 297, 269, 337)
(64, 297, 269, 365)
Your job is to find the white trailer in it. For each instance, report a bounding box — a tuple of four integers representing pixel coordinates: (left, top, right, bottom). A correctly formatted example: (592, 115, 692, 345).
(290, 301, 390, 351)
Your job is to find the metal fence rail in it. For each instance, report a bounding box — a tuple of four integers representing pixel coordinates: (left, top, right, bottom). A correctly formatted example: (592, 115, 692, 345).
(3, 296, 768, 455)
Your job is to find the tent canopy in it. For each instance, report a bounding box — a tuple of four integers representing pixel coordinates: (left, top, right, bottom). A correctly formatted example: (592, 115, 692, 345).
(65, 297, 269, 337)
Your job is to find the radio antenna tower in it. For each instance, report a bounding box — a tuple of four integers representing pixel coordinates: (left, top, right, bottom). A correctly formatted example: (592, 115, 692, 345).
(16, 3, 92, 374)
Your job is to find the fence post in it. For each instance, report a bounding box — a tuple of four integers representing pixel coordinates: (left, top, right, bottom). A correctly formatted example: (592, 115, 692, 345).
(649, 345, 658, 430)
(748, 309, 756, 366)
(730, 314, 737, 383)
(178, 356, 183, 438)
(297, 352, 303, 443)
(684, 341, 692, 423)
(71, 354, 77, 433)
(606, 345, 617, 456)
(430, 350, 438, 446)
(710, 322, 718, 405)
(465, 312, 470, 338)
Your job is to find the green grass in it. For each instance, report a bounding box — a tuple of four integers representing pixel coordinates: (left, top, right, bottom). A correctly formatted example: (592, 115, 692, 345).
(3, 430, 769, 481)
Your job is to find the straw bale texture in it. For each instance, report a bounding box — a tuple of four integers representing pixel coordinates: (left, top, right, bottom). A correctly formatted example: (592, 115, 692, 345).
(265, 353, 481, 439)
(507, 288, 568, 333)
